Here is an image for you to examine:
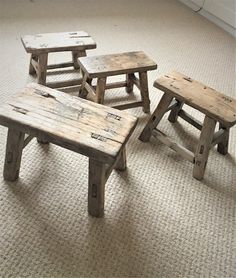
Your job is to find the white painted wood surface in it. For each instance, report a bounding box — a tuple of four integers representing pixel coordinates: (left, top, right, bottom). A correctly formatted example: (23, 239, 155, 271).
(179, 0, 236, 36)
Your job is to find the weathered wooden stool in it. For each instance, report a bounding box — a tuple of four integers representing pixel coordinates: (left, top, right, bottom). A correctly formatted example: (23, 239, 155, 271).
(78, 51, 157, 112)
(21, 31, 96, 88)
(0, 83, 137, 217)
(139, 71, 236, 180)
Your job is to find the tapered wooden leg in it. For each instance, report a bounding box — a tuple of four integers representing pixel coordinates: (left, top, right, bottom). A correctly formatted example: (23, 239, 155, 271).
(193, 116, 216, 180)
(87, 76, 92, 85)
(115, 148, 127, 171)
(72, 50, 86, 69)
(139, 72, 150, 113)
(79, 73, 88, 98)
(37, 134, 49, 144)
(37, 53, 48, 85)
(139, 93, 173, 142)
(126, 73, 134, 94)
(96, 77, 107, 104)
(217, 123, 229, 155)
(168, 99, 184, 123)
(3, 129, 25, 181)
(88, 159, 106, 217)
(72, 51, 79, 69)
(29, 54, 38, 75)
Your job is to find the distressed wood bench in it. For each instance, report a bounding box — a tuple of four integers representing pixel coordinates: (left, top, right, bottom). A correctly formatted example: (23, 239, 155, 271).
(21, 31, 96, 88)
(139, 71, 236, 180)
(0, 84, 137, 217)
(78, 51, 157, 112)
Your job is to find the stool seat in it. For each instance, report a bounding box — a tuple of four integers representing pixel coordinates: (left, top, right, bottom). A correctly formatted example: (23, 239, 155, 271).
(155, 71, 236, 128)
(21, 31, 96, 54)
(139, 71, 236, 180)
(79, 51, 157, 78)
(0, 83, 137, 217)
(78, 51, 157, 113)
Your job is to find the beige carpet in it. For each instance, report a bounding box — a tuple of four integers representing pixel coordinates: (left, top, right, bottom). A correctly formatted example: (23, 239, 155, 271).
(0, 0, 235, 277)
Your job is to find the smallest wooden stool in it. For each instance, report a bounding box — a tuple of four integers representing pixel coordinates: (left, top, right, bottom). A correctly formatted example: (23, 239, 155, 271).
(78, 51, 157, 113)
(21, 31, 96, 88)
(139, 71, 236, 180)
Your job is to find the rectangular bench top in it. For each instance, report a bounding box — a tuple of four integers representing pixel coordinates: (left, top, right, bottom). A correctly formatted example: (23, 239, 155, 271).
(21, 31, 96, 54)
(78, 51, 157, 78)
(154, 71, 236, 127)
(0, 84, 137, 164)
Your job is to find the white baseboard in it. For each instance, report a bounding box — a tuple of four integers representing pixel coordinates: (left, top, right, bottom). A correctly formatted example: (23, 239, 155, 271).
(179, 0, 236, 37)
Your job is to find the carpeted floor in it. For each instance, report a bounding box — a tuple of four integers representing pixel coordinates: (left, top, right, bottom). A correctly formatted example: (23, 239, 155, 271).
(0, 0, 235, 277)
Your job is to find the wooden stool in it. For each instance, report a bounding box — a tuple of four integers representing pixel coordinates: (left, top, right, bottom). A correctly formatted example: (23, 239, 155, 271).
(139, 71, 236, 180)
(78, 51, 157, 113)
(0, 83, 137, 217)
(21, 31, 96, 88)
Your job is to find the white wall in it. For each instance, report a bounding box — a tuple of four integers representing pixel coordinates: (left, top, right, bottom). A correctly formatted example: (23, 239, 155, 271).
(179, 0, 236, 36)
(203, 0, 236, 28)
(191, 0, 205, 6)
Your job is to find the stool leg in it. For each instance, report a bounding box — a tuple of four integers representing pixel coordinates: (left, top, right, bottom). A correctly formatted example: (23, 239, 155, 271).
(3, 129, 25, 181)
(115, 148, 127, 171)
(72, 51, 80, 70)
(29, 54, 38, 75)
(88, 158, 106, 217)
(126, 73, 134, 94)
(37, 134, 49, 144)
(139, 72, 150, 113)
(139, 93, 173, 142)
(168, 99, 184, 123)
(96, 77, 107, 104)
(37, 53, 48, 85)
(72, 50, 86, 70)
(79, 73, 88, 98)
(193, 116, 216, 180)
(87, 77, 93, 86)
(217, 123, 229, 155)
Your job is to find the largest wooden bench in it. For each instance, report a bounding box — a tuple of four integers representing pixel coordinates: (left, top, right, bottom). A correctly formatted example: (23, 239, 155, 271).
(0, 84, 137, 217)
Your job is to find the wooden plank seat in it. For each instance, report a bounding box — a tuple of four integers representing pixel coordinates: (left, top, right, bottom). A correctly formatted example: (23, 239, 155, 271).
(21, 31, 96, 88)
(0, 83, 137, 217)
(78, 51, 157, 113)
(139, 71, 236, 180)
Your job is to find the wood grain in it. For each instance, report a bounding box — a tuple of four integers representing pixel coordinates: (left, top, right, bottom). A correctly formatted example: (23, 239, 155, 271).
(139, 72, 150, 113)
(139, 93, 173, 142)
(168, 99, 184, 123)
(21, 31, 96, 54)
(37, 53, 48, 84)
(140, 71, 236, 180)
(193, 116, 216, 180)
(114, 148, 127, 171)
(126, 73, 134, 93)
(178, 109, 203, 130)
(154, 71, 236, 127)
(29, 54, 38, 75)
(153, 129, 194, 163)
(96, 77, 107, 104)
(3, 129, 25, 181)
(217, 124, 229, 155)
(78, 51, 157, 78)
(88, 158, 106, 217)
(78, 51, 156, 112)
(0, 83, 138, 165)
